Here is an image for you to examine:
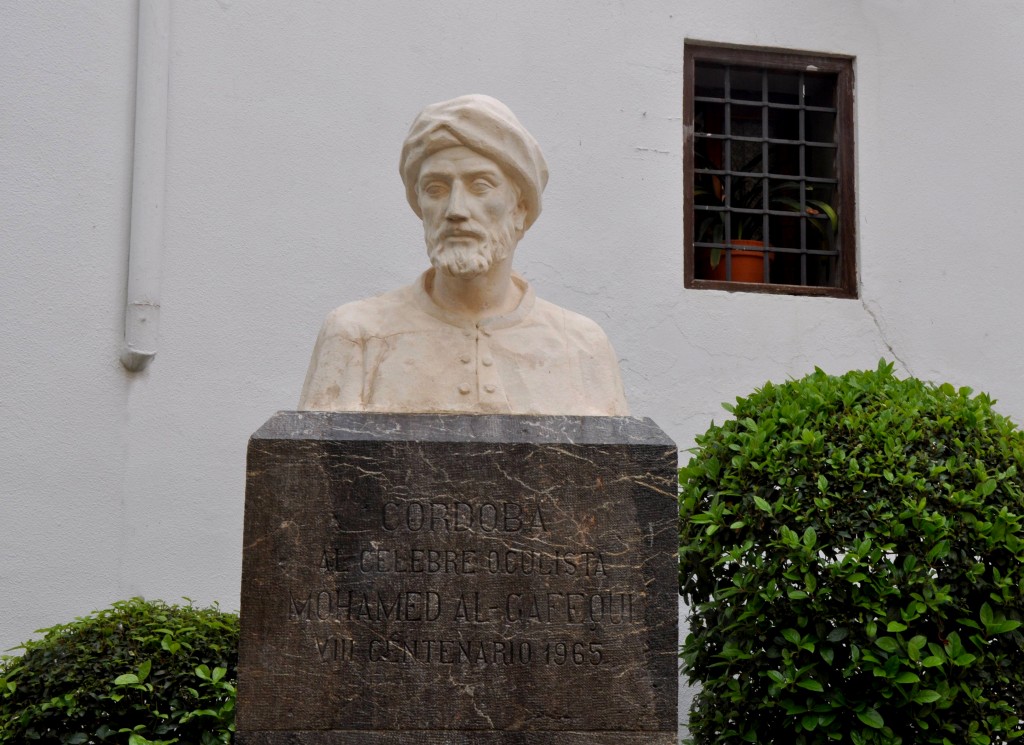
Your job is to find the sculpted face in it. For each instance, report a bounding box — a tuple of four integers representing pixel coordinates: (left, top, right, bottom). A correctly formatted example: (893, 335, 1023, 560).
(417, 146, 526, 279)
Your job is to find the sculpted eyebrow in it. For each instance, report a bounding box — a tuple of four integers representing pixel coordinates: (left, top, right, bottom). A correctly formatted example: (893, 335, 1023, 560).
(464, 168, 502, 181)
(418, 168, 501, 188)
(417, 170, 451, 185)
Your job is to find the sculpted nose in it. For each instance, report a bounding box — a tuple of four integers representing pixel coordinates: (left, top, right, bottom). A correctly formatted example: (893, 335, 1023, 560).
(444, 182, 469, 220)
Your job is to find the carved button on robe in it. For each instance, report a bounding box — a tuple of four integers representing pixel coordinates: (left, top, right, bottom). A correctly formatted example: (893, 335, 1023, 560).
(299, 271, 628, 416)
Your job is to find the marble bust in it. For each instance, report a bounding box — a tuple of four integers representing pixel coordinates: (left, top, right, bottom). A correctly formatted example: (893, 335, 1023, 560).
(298, 95, 628, 416)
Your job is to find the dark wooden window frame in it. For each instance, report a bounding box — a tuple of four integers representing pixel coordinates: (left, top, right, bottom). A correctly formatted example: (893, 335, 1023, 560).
(684, 42, 857, 298)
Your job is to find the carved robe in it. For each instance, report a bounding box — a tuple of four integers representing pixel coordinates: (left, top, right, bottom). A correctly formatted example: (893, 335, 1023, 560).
(299, 270, 628, 416)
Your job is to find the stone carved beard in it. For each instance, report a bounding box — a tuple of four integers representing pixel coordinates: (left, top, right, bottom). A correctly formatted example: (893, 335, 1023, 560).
(426, 218, 519, 279)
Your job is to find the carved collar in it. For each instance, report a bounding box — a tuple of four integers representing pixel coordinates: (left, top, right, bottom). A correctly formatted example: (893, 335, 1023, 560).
(412, 269, 537, 331)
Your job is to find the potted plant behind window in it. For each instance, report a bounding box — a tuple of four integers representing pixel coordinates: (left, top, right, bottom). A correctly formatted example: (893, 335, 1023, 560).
(694, 167, 771, 283)
(694, 153, 837, 284)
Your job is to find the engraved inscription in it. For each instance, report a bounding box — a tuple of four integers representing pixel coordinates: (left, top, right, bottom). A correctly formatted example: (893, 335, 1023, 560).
(312, 636, 607, 666)
(287, 498, 639, 668)
(320, 547, 609, 576)
(290, 589, 638, 626)
(382, 500, 548, 533)
(290, 589, 443, 622)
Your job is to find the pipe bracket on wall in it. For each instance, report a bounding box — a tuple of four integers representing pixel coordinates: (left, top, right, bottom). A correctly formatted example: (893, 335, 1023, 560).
(121, 0, 170, 372)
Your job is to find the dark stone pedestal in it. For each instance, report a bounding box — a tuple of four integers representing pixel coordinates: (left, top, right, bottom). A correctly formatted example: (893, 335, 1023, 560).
(237, 412, 677, 744)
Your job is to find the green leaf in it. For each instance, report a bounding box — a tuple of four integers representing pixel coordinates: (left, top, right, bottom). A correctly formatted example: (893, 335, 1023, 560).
(894, 672, 920, 684)
(980, 603, 994, 626)
(875, 637, 899, 654)
(782, 628, 801, 646)
(988, 620, 1022, 634)
(827, 628, 849, 642)
(907, 644, 921, 663)
(807, 199, 838, 233)
(137, 658, 152, 683)
(953, 652, 977, 666)
(886, 621, 908, 632)
(753, 496, 773, 514)
(926, 540, 950, 562)
(797, 679, 824, 692)
(114, 673, 140, 686)
(912, 689, 942, 703)
(857, 708, 884, 729)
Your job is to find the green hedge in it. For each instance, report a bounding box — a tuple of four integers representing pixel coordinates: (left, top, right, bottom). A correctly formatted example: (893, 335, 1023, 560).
(0, 598, 237, 745)
(679, 362, 1024, 744)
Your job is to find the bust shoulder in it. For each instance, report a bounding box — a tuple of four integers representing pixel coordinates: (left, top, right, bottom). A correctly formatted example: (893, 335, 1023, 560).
(319, 283, 422, 342)
(530, 296, 615, 351)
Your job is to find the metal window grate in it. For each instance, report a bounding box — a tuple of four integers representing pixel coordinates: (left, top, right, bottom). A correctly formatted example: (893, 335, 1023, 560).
(685, 45, 856, 297)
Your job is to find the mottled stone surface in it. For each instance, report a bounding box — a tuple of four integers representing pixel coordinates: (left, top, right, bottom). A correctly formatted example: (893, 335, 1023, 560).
(238, 412, 677, 744)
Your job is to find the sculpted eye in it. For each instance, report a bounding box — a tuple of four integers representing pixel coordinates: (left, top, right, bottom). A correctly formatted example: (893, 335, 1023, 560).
(470, 179, 494, 194)
(422, 182, 448, 198)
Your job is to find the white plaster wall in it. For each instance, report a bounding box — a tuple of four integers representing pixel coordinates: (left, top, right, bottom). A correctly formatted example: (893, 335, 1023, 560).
(1, 0, 138, 649)
(4, 0, 1024, 733)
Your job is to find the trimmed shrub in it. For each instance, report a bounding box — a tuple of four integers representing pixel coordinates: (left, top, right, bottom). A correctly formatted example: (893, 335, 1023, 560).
(679, 361, 1024, 744)
(0, 597, 237, 745)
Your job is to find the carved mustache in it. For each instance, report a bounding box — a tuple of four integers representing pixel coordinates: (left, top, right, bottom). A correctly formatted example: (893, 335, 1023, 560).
(437, 226, 485, 240)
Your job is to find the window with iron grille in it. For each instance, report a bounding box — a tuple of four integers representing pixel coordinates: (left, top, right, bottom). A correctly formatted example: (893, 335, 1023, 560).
(684, 44, 856, 297)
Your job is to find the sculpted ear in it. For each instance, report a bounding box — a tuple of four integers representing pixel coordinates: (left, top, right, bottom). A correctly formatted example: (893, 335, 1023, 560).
(513, 200, 527, 235)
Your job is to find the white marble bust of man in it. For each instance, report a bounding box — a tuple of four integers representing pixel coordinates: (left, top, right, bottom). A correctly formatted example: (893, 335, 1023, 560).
(298, 95, 628, 416)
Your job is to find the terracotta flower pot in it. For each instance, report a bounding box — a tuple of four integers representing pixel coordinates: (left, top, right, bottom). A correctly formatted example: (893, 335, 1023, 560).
(706, 239, 771, 283)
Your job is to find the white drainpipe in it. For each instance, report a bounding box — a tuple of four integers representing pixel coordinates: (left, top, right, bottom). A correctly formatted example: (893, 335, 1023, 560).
(121, 0, 170, 372)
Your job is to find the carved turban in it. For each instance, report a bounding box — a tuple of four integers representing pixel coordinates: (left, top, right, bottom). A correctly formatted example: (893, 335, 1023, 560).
(400, 95, 549, 231)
